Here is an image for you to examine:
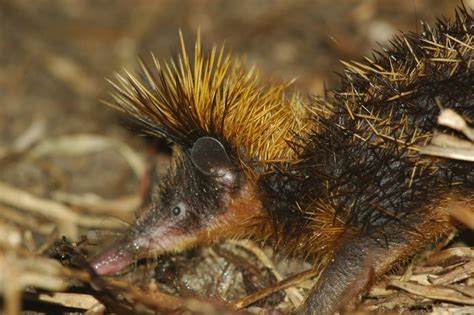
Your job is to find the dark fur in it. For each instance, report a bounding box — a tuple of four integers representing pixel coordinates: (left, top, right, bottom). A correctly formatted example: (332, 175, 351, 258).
(95, 7, 473, 313)
(261, 6, 473, 249)
(136, 153, 233, 237)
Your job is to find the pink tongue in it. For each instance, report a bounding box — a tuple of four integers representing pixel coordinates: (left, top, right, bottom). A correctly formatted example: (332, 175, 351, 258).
(90, 246, 136, 275)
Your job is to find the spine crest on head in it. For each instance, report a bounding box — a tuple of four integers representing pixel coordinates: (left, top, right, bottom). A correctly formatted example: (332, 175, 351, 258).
(107, 32, 308, 179)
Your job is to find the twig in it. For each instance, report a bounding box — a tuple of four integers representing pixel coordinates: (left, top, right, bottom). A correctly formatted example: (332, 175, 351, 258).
(0, 182, 125, 239)
(232, 267, 319, 309)
(51, 191, 139, 220)
(447, 202, 474, 229)
(11, 120, 47, 151)
(420, 108, 474, 162)
(437, 108, 474, 141)
(389, 279, 474, 305)
(431, 261, 474, 285)
(419, 145, 474, 162)
(230, 240, 305, 307)
(0, 205, 56, 235)
(30, 134, 146, 178)
(38, 293, 100, 310)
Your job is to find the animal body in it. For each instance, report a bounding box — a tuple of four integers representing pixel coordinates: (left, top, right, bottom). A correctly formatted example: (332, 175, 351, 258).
(91, 8, 473, 314)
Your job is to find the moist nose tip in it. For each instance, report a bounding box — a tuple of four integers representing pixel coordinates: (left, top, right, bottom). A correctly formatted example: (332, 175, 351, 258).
(89, 242, 136, 275)
(89, 250, 114, 274)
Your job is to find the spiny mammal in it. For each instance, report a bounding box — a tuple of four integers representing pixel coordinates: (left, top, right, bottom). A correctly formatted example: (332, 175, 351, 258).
(91, 7, 473, 314)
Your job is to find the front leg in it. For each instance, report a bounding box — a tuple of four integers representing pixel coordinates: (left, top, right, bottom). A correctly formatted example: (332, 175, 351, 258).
(300, 235, 380, 314)
(297, 208, 455, 315)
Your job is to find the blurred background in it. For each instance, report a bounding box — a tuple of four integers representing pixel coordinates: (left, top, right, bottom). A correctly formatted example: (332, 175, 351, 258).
(0, 1, 471, 313)
(0, 0, 465, 201)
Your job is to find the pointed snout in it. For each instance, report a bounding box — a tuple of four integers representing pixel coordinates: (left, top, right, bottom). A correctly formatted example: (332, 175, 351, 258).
(90, 210, 198, 275)
(90, 238, 141, 275)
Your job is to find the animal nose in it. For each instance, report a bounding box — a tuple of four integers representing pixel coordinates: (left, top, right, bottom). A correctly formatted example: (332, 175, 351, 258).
(90, 239, 138, 275)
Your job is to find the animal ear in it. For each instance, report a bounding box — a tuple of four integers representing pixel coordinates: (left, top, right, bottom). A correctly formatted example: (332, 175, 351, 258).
(191, 137, 237, 186)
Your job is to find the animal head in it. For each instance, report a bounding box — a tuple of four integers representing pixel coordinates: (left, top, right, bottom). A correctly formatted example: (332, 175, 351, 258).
(91, 33, 307, 275)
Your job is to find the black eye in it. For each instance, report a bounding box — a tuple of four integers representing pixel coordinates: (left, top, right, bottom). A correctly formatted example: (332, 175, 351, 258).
(171, 202, 186, 217)
(172, 206, 181, 216)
